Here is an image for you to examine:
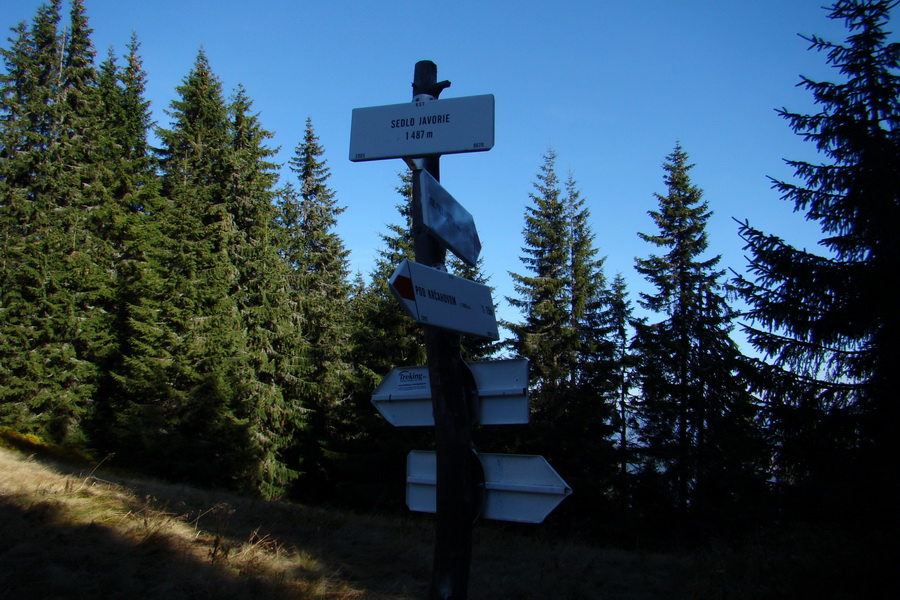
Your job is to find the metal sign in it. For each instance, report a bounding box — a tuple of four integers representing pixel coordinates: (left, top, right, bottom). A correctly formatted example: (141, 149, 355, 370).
(406, 451, 572, 523)
(349, 94, 494, 162)
(419, 170, 482, 267)
(388, 259, 499, 340)
(372, 359, 529, 427)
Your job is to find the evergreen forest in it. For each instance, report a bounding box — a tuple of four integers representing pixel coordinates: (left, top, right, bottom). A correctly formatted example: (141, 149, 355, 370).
(2, 0, 898, 549)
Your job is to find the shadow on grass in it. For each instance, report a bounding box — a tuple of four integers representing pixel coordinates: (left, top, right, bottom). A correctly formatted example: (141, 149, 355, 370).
(0, 497, 303, 600)
(0, 447, 432, 600)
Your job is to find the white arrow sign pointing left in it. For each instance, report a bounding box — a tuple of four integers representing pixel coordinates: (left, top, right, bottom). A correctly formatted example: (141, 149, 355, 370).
(372, 359, 529, 427)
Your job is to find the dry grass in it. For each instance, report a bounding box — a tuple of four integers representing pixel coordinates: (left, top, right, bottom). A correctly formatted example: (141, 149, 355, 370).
(0, 445, 692, 599)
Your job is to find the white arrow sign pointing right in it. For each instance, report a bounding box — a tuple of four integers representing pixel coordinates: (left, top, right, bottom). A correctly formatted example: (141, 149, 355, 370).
(388, 259, 499, 340)
(406, 450, 572, 523)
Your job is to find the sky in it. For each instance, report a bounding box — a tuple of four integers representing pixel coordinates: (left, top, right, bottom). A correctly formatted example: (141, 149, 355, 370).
(4, 0, 890, 342)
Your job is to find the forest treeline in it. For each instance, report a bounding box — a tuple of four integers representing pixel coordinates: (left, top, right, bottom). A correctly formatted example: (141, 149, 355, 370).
(1, 0, 898, 542)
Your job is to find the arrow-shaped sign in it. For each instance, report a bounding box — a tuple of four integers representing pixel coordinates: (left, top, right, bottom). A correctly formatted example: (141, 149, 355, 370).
(406, 450, 572, 523)
(389, 259, 498, 340)
(372, 359, 529, 427)
(419, 170, 481, 267)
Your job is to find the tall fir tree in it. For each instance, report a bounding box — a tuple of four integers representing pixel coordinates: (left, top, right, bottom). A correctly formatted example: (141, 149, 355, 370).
(87, 35, 165, 444)
(599, 273, 638, 504)
(148, 50, 257, 489)
(94, 36, 177, 460)
(633, 144, 762, 521)
(0, 0, 116, 444)
(276, 117, 353, 498)
(226, 86, 307, 498)
(733, 0, 900, 524)
(506, 149, 573, 415)
(564, 171, 611, 393)
(505, 150, 617, 517)
(340, 170, 428, 509)
(0, 1, 67, 434)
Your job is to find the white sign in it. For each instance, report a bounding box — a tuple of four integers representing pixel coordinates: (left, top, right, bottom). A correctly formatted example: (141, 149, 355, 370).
(419, 170, 481, 267)
(371, 359, 529, 427)
(350, 94, 494, 162)
(370, 366, 434, 427)
(388, 259, 498, 340)
(406, 451, 572, 523)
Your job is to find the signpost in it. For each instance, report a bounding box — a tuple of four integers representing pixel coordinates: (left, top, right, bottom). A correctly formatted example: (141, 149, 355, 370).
(372, 359, 530, 427)
(388, 258, 499, 340)
(419, 170, 482, 267)
(349, 94, 494, 162)
(349, 61, 570, 600)
(406, 451, 573, 524)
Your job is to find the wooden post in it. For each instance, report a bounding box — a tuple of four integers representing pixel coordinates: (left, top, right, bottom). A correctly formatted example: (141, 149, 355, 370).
(409, 60, 481, 600)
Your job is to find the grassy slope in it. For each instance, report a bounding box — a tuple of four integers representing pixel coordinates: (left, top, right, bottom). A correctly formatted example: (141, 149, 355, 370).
(0, 445, 691, 599)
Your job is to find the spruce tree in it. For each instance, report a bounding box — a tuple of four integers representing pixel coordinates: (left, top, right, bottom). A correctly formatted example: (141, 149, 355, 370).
(0, 3, 66, 434)
(734, 0, 900, 523)
(277, 117, 353, 497)
(564, 171, 610, 393)
(505, 150, 617, 516)
(93, 36, 174, 458)
(227, 86, 306, 498)
(634, 144, 761, 520)
(148, 50, 257, 489)
(340, 171, 428, 508)
(558, 170, 617, 512)
(506, 149, 573, 414)
(0, 0, 114, 443)
(602, 274, 638, 504)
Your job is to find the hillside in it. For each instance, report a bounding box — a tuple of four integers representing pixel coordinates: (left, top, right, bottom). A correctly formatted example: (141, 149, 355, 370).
(0, 446, 691, 599)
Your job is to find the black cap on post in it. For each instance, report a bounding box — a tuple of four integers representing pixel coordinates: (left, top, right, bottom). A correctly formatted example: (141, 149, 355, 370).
(413, 60, 451, 99)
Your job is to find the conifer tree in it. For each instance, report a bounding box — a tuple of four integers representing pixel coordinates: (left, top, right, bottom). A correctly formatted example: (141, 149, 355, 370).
(603, 274, 638, 503)
(276, 117, 353, 497)
(734, 0, 900, 522)
(91, 35, 177, 459)
(88, 36, 165, 443)
(148, 50, 257, 489)
(226, 86, 306, 498)
(0, 2, 66, 434)
(634, 144, 761, 518)
(558, 171, 618, 509)
(564, 172, 610, 392)
(506, 149, 573, 414)
(0, 0, 114, 443)
(506, 150, 617, 512)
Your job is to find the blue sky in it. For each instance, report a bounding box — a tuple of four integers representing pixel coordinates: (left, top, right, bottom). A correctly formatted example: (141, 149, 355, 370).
(4, 0, 885, 339)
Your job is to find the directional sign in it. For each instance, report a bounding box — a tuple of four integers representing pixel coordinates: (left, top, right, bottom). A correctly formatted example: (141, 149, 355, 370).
(372, 359, 529, 427)
(371, 366, 433, 427)
(350, 94, 494, 162)
(419, 170, 481, 267)
(388, 259, 498, 340)
(406, 451, 572, 523)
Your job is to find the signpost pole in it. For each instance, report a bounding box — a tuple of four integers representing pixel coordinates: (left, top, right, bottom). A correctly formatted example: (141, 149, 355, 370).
(410, 60, 481, 600)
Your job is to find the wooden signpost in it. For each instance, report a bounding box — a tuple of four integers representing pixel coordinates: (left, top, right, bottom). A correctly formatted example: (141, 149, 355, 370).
(349, 61, 570, 600)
